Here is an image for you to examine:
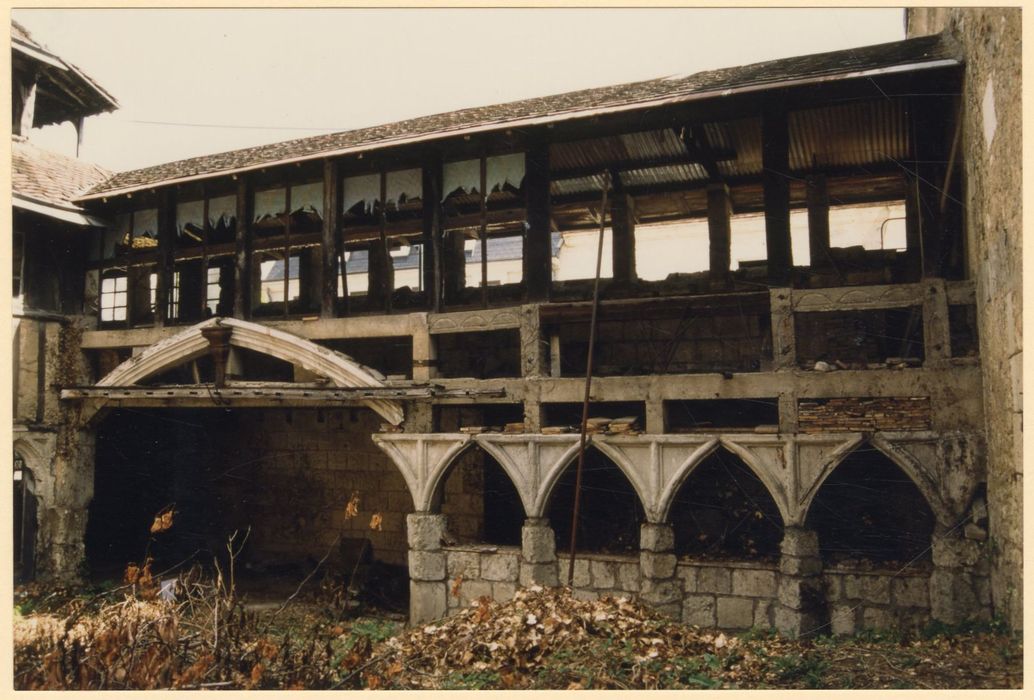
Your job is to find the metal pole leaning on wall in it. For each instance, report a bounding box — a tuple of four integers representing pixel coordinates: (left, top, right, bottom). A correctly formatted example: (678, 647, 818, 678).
(566, 171, 610, 586)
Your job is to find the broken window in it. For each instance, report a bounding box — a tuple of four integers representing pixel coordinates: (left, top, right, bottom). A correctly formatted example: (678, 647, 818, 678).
(805, 445, 934, 564)
(340, 167, 426, 312)
(670, 449, 784, 560)
(91, 198, 163, 328)
(250, 174, 323, 318)
(546, 447, 644, 555)
(441, 154, 526, 307)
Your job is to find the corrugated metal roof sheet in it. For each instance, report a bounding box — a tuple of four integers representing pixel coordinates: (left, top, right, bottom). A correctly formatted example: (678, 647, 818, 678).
(789, 98, 909, 170)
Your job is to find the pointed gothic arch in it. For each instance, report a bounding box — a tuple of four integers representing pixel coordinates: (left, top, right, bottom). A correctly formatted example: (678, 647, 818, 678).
(803, 439, 937, 562)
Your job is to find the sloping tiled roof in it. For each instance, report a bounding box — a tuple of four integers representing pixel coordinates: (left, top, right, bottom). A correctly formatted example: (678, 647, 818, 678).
(11, 20, 119, 123)
(79, 34, 957, 201)
(13, 138, 112, 209)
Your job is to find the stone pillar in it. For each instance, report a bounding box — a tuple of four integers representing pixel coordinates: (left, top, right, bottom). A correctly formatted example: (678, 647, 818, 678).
(36, 427, 95, 583)
(930, 532, 991, 625)
(407, 512, 448, 623)
(639, 523, 680, 618)
(519, 518, 559, 586)
(775, 527, 826, 637)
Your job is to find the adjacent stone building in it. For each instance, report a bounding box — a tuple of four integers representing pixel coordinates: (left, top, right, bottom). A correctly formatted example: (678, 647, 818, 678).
(11, 11, 1021, 636)
(906, 6, 1023, 632)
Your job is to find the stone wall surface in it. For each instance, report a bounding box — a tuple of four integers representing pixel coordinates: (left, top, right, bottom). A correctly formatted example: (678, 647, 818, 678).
(437, 545, 952, 636)
(907, 7, 1023, 629)
(213, 409, 481, 566)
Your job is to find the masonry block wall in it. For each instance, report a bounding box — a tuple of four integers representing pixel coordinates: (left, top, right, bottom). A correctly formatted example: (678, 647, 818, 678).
(907, 7, 1023, 630)
(209, 408, 465, 567)
(435, 545, 952, 636)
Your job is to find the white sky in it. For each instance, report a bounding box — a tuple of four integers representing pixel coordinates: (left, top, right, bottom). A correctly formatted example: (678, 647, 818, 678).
(14, 8, 906, 174)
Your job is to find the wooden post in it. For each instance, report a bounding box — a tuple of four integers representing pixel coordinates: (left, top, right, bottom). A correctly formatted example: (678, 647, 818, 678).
(422, 155, 443, 311)
(610, 172, 636, 283)
(706, 182, 732, 280)
(524, 143, 552, 301)
(321, 160, 340, 318)
(805, 173, 830, 267)
(762, 107, 793, 286)
(233, 176, 251, 318)
(479, 156, 488, 308)
(443, 231, 466, 306)
(904, 176, 923, 280)
(368, 171, 394, 312)
(912, 96, 948, 279)
(156, 189, 175, 327)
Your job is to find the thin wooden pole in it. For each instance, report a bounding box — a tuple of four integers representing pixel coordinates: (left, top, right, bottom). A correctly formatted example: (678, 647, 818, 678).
(566, 171, 610, 586)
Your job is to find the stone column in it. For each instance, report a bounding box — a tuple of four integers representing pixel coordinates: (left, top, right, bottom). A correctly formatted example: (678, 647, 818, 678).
(520, 517, 559, 586)
(775, 527, 826, 637)
(36, 427, 95, 583)
(639, 522, 681, 618)
(407, 512, 448, 623)
(930, 532, 991, 625)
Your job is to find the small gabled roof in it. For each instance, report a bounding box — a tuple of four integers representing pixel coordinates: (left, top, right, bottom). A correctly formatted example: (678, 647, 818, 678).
(78, 34, 959, 201)
(12, 20, 118, 128)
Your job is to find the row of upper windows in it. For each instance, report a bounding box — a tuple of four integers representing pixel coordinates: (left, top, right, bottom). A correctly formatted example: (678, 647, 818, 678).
(91, 154, 528, 262)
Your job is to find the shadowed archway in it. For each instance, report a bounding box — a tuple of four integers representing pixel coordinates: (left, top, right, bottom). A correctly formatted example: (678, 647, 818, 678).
(545, 446, 646, 555)
(804, 443, 935, 564)
(669, 447, 784, 560)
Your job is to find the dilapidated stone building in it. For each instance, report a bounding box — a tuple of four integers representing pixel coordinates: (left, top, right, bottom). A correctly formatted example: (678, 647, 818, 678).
(11, 9, 1021, 636)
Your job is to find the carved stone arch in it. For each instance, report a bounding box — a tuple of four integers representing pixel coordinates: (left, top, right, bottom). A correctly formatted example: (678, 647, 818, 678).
(423, 438, 528, 518)
(869, 434, 955, 527)
(469, 438, 537, 518)
(795, 433, 867, 525)
(583, 442, 653, 519)
(798, 435, 951, 528)
(373, 434, 471, 512)
(716, 437, 792, 525)
(655, 437, 721, 522)
(531, 439, 598, 518)
(13, 436, 53, 502)
(94, 318, 404, 425)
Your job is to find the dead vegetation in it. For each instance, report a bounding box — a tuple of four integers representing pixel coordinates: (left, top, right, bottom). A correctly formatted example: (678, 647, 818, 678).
(14, 580, 1020, 690)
